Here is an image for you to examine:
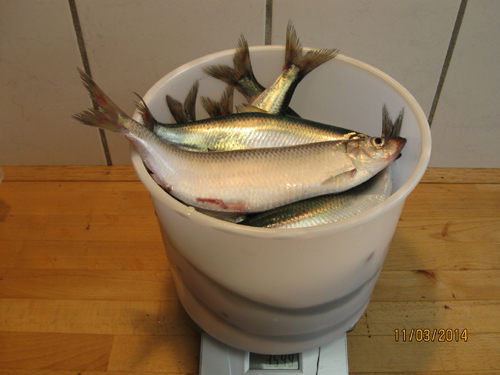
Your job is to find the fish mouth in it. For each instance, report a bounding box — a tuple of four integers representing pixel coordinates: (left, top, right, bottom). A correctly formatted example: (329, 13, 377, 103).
(393, 136, 407, 160)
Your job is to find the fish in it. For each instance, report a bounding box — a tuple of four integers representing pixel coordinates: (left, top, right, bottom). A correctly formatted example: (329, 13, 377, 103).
(165, 80, 199, 123)
(203, 22, 337, 117)
(247, 21, 338, 115)
(73, 69, 405, 213)
(239, 105, 405, 228)
(239, 167, 393, 228)
(203, 34, 266, 104)
(136, 99, 369, 152)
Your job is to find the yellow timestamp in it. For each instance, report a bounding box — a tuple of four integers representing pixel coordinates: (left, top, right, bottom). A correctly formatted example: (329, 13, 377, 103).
(394, 329, 468, 342)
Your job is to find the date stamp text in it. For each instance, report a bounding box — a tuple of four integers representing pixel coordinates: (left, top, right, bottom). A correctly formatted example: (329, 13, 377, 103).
(394, 329, 468, 342)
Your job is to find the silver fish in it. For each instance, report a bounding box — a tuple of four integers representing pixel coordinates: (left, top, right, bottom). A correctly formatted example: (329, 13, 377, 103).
(73, 69, 405, 213)
(204, 22, 337, 117)
(136, 101, 368, 152)
(247, 21, 338, 115)
(239, 106, 405, 227)
(239, 167, 393, 228)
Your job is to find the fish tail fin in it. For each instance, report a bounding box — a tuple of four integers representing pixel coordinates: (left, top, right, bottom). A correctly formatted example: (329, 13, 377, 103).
(201, 85, 234, 117)
(134, 93, 156, 132)
(232, 34, 263, 91)
(284, 20, 303, 70)
(183, 80, 199, 122)
(382, 105, 405, 137)
(165, 80, 199, 123)
(392, 108, 404, 138)
(72, 68, 128, 132)
(285, 21, 339, 77)
(203, 64, 239, 87)
(166, 95, 186, 123)
(233, 34, 252, 76)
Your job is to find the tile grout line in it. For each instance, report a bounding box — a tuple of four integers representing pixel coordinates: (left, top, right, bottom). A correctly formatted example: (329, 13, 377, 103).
(68, 0, 113, 166)
(427, 0, 468, 127)
(265, 0, 273, 45)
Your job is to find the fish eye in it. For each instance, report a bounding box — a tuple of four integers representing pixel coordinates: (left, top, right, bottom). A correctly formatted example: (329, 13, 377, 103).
(371, 137, 385, 147)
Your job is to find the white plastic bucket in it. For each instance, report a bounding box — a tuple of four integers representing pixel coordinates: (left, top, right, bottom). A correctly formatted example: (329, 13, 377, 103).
(131, 46, 431, 354)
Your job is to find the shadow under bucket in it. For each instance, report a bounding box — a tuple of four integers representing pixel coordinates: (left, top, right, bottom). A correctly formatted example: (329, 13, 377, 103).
(131, 46, 432, 354)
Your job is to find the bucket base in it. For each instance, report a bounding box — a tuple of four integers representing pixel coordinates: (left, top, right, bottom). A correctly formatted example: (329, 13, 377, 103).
(171, 263, 366, 354)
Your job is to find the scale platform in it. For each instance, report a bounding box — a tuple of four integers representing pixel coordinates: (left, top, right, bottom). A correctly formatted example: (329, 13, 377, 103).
(200, 333, 348, 375)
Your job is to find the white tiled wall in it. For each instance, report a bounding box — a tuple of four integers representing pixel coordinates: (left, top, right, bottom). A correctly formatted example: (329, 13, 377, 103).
(1, 0, 499, 167)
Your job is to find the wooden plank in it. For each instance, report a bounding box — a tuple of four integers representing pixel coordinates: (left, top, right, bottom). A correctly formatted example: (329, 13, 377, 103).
(0, 213, 162, 242)
(0, 241, 23, 267)
(0, 299, 198, 336)
(1, 166, 140, 182)
(0, 269, 176, 301)
(108, 334, 200, 373)
(350, 300, 500, 336)
(0, 332, 113, 371)
(401, 183, 500, 218)
(421, 168, 500, 184)
(384, 242, 500, 271)
(3, 166, 500, 184)
(0, 182, 152, 215)
(347, 333, 500, 372)
(13, 240, 168, 271)
(350, 372, 500, 375)
(372, 270, 500, 302)
(0, 370, 199, 375)
(394, 217, 500, 244)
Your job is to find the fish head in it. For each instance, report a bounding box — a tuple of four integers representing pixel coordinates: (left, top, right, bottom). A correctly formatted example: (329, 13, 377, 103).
(345, 136, 407, 173)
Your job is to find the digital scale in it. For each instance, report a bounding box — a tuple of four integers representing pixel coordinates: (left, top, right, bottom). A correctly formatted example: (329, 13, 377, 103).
(200, 333, 348, 375)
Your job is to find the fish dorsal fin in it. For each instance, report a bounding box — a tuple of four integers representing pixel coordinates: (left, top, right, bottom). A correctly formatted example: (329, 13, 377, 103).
(236, 103, 268, 114)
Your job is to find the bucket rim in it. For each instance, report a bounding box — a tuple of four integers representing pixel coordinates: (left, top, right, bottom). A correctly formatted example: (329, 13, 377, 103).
(131, 45, 432, 240)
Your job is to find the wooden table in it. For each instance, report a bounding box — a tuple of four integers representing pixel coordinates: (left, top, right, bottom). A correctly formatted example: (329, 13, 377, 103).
(0, 166, 499, 374)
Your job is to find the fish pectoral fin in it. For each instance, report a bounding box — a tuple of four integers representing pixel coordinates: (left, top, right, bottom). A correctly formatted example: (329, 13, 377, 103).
(320, 153, 357, 185)
(236, 103, 268, 114)
(321, 168, 357, 186)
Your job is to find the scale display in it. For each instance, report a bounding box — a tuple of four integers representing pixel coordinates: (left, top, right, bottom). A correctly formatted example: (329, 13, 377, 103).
(249, 353, 300, 370)
(200, 333, 348, 375)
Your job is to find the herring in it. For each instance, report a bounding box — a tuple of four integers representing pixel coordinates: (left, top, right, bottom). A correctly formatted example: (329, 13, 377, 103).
(137, 97, 369, 152)
(203, 21, 337, 117)
(245, 21, 338, 115)
(73, 69, 406, 213)
(240, 167, 393, 228)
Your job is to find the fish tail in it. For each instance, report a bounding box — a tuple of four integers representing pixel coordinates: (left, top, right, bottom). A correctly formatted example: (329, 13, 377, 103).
(204, 34, 264, 99)
(201, 85, 234, 117)
(285, 20, 339, 77)
(392, 108, 404, 138)
(382, 105, 405, 137)
(166, 95, 186, 123)
(183, 80, 199, 122)
(203, 64, 239, 87)
(134, 93, 156, 131)
(284, 20, 303, 70)
(232, 34, 263, 89)
(72, 68, 127, 133)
